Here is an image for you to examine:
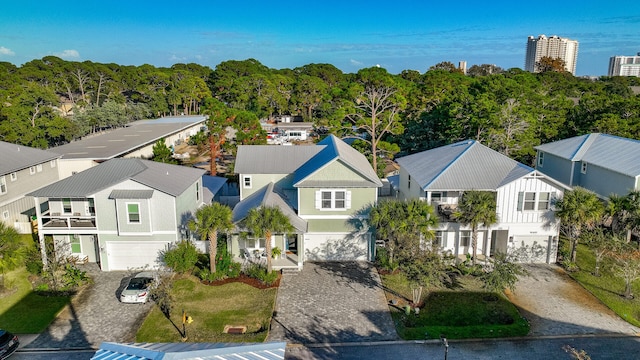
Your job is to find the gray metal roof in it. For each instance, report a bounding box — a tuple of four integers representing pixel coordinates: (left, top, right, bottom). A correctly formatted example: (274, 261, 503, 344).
(0, 140, 61, 175)
(232, 183, 307, 233)
(109, 189, 154, 199)
(28, 159, 204, 198)
(396, 140, 533, 191)
(50, 115, 206, 160)
(536, 133, 640, 177)
(234, 145, 321, 174)
(91, 341, 286, 360)
(293, 135, 383, 187)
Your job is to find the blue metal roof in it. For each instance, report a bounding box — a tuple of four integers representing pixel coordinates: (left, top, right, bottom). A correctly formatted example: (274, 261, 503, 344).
(91, 341, 286, 360)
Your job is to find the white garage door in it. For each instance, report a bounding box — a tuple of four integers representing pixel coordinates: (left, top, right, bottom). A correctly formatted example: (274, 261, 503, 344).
(304, 233, 370, 261)
(510, 235, 550, 263)
(106, 241, 171, 271)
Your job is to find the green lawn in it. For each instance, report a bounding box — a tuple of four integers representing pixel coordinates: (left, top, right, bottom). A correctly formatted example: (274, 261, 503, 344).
(0, 234, 71, 333)
(570, 244, 640, 327)
(136, 276, 277, 343)
(381, 271, 529, 340)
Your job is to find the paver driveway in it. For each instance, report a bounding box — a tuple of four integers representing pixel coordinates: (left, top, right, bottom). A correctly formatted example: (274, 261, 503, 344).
(268, 261, 398, 344)
(26, 264, 154, 349)
(507, 264, 640, 336)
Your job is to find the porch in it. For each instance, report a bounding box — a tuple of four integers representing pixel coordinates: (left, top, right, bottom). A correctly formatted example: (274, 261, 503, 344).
(41, 214, 97, 229)
(237, 250, 300, 271)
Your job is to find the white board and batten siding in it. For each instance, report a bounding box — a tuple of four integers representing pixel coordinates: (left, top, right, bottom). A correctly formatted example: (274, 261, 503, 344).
(496, 175, 562, 224)
(304, 233, 370, 261)
(106, 241, 170, 271)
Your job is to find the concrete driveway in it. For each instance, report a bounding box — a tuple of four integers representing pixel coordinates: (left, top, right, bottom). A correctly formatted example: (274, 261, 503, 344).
(507, 264, 640, 337)
(25, 264, 154, 349)
(267, 261, 398, 344)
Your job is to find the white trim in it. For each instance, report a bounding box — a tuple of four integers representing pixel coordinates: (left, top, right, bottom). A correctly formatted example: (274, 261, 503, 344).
(581, 161, 588, 174)
(2, 210, 8, 220)
(300, 214, 369, 220)
(0, 176, 6, 195)
(30, 166, 36, 175)
(117, 232, 154, 236)
(317, 189, 350, 210)
(50, 160, 56, 168)
(36, 164, 43, 172)
(10, 172, 17, 181)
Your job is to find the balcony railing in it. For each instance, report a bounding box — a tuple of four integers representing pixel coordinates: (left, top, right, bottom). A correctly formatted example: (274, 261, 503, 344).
(41, 211, 97, 229)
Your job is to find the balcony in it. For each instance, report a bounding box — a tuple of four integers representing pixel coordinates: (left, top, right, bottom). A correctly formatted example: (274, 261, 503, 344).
(437, 203, 458, 222)
(41, 211, 97, 229)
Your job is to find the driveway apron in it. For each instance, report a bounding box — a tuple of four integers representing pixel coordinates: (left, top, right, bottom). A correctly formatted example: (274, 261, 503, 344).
(267, 261, 398, 344)
(508, 264, 640, 337)
(25, 264, 154, 349)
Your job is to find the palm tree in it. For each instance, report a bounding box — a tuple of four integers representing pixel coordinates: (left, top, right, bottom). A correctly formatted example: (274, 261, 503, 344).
(369, 199, 438, 265)
(453, 190, 498, 265)
(188, 203, 233, 273)
(554, 187, 604, 263)
(242, 206, 294, 272)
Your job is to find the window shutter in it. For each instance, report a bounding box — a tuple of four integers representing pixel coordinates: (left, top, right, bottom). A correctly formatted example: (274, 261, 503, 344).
(315, 191, 321, 209)
(517, 192, 524, 211)
(346, 191, 352, 209)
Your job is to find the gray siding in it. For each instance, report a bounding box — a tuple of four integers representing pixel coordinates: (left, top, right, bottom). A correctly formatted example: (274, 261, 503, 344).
(580, 163, 636, 198)
(175, 178, 203, 233)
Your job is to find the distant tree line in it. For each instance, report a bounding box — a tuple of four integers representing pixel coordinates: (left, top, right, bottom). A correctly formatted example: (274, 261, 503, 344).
(1, 56, 639, 168)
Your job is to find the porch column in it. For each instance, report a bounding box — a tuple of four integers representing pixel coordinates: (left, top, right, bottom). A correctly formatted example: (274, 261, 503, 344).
(32, 196, 47, 267)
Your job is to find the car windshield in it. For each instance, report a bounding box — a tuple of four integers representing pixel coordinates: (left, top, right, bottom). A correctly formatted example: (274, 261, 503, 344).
(0, 331, 12, 343)
(126, 277, 151, 290)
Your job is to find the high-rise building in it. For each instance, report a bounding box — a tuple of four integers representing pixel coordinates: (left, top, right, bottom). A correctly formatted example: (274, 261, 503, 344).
(608, 53, 640, 77)
(525, 35, 579, 75)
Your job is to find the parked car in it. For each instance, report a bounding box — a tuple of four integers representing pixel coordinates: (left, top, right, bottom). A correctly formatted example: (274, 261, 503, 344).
(0, 329, 19, 360)
(119, 272, 156, 304)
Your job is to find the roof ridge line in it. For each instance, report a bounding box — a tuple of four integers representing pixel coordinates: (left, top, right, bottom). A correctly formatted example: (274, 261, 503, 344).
(424, 140, 474, 189)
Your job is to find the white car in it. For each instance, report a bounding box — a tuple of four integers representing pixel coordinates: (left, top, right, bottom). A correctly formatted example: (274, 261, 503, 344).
(120, 272, 156, 304)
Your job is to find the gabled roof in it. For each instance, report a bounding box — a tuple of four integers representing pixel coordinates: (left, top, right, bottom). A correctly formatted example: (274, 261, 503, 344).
(535, 133, 640, 177)
(28, 159, 204, 198)
(92, 341, 286, 360)
(396, 140, 533, 191)
(234, 145, 321, 174)
(293, 135, 383, 187)
(232, 183, 307, 233)
(0, 141, 60, 175)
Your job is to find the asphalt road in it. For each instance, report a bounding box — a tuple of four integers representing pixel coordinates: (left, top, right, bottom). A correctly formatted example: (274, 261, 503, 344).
(13, 335, 640, 360)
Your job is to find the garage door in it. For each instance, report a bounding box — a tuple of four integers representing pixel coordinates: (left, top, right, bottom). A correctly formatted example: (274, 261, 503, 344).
(106, 241, 171, 271)
(510, 235, 550, 263)
(304, 233, 370, 261)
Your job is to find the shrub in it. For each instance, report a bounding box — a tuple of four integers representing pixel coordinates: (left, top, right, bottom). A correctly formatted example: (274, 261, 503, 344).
(24, 247, 44, 275)
(243, 263, 279, 285)
(376, 246, 399, 271)
(62, 264, 91, 288)
(163, 240, 200, 274)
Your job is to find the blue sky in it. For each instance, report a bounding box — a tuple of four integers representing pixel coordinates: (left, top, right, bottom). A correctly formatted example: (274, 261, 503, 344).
(1, 1, 638, 76)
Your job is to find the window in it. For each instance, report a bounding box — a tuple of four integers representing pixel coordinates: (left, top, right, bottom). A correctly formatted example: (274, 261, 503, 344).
(30, 166, 36, 175)
(318, 190, 350, 210)
(36, 164, 42, 172)
(581, 162, 588, 174)
(243, 176, 252, 189)
(2, 211, 8, 220)
(127, 203, 140, 223)
(519, 192, 551, 211)
(0, 176, 6, 195)
(195, 182, 200, 201)
(435, 231, 447, 248)
(70, 235, 81, 253)
(460, 231, 471, 247)
(538, 152, 544, 167)
(538, 192, 550, 210)
(10, 172, 17, 181)
(86, 198, 95, 215)
(523, 192, 536, 211)
(430, 191, 447, 204)
(62, 198, 72, 213)
(50, 160, 56, 168)
(408, 175, 411, 189)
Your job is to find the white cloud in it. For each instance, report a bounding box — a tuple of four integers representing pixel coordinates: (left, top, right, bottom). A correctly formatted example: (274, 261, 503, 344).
(0, 46, 15, 56)
(350, 59, 363, 66)
(54, 49, 80, 59)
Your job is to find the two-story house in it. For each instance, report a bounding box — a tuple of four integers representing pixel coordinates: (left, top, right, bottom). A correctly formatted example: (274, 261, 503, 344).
(28, 158, 205, 271)
(229, 135, 382, 269)
(0, 141, 61, 233)
(535, 133, 640, 199)
(395, 140, 567, 263)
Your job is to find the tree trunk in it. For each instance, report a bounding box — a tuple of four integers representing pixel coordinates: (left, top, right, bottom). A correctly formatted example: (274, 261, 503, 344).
(209, 230, 218, 273)
(265, 230, 273, 273)
(472, 226, 478, 266)
(624, 280, 633, 299)
(570, 238, 578, 263)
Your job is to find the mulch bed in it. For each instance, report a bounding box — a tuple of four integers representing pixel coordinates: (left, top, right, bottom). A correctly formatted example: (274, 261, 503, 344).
(201, 273, 281, 289)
